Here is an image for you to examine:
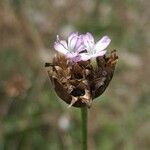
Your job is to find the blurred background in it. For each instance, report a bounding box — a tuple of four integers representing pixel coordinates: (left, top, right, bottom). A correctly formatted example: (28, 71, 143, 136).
(0, 0, 150, 150)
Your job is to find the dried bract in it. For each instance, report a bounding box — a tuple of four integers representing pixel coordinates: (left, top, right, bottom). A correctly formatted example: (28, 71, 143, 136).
(45, 50, 118, 108)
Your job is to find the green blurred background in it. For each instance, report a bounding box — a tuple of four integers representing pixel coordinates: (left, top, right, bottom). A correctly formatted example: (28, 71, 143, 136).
(0, 0, 150, 150)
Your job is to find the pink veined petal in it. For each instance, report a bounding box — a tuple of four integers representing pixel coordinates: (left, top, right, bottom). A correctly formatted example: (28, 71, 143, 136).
(75, 35, 85, 52)
(68, 32, 78, 48)
(54, 41, 68, 55)
(95, 36, 111, 52)
(56, 35, 68, 49)
(83, 33, 95, 51)
(59, 40, 68, 49)
(74, 37, 82, 49)
(79, 53, 91, 61)
(84, 40, 94, 52)
(69, 35, 79, 50)
(85, 32, 94, 43)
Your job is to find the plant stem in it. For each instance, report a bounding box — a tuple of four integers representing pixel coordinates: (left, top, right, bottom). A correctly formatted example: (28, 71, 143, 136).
(81, 107, 88, 150)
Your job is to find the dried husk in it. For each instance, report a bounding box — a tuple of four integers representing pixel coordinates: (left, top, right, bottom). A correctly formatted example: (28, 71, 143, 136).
(45, 50, 118, 108)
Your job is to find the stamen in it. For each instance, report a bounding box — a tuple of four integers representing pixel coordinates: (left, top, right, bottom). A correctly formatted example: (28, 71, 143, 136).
(56, 35, 59, 42)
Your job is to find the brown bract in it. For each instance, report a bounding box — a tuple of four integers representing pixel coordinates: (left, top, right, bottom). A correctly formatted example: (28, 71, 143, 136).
(45, 50, 118, 108)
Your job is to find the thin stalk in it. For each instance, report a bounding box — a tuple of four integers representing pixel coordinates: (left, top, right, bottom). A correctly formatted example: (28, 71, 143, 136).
(81, 107, 88, 150)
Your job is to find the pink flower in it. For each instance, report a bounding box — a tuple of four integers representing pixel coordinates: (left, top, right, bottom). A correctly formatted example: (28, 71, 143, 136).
(79, 33, 111, 61)
(54, 32, 85, 62)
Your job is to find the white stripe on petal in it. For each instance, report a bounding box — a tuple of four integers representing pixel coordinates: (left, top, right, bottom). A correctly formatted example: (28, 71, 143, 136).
(95, 36, 111, 52)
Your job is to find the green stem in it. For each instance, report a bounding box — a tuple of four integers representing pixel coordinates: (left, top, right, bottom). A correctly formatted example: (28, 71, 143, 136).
(81, 107, 88, 150)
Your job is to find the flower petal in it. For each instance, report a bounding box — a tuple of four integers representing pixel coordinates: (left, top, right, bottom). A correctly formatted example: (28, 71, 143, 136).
(66, 52, 78, 58)
(82, 50, 106, 60)
(76, 44, 85, 53)
(68, 32, 78, 49)
(54, 40, 68, 55)
(56, 35, 68, 48)
(72, 55, 82, 62)
(66, 52, 82, 62)
(84, 32, 94, 43)
(95, 36, 111, 52)
(60, 40, 68, 49)
(79, 53, 91, 61)
(92, 50, 106, 58)
(83, 33, 94, 52)
(69, 35, 79, 50)
(75, 35, 85, 52)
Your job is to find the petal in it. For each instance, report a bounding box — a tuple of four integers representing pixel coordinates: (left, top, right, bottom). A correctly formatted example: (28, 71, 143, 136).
(59, 40, 68, 49)
(83, 50, 106, 60)
(76, 44, 85, 53)
(56, 35, 68, 49)
(66, 52, 78, 58)
(69, 35, 79, 50)
(75, 36, 82, 49)
(83, 33, 94, 51)
(66, 52, 82, 62)
(95, 36, 111, 52)
(75, 35, 85, 52)
(72, 55, 82, 62)
(84, 32, 94, 43)
(79, 53, 91, 61)
(92, 50, 106, 58)
(68, 32, 78, 48)
(54, 40, 68, 55)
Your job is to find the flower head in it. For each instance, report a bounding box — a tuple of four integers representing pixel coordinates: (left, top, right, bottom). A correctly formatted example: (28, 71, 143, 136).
(45, 32, 118, 108)
(80, 33, 111, 61)
(54, 32, 85, 62)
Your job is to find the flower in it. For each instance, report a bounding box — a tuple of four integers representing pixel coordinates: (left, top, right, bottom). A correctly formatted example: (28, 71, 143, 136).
(54, 32, 85, 62)
(45, 32, 118, 108)
(79, 32, 111, 61)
